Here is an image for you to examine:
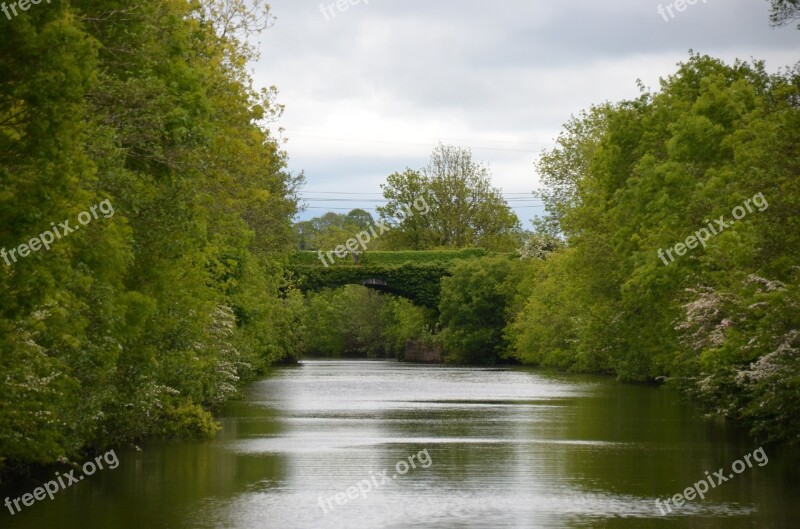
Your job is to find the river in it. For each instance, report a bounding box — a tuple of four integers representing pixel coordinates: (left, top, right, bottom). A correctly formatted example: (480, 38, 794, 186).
(2, 360, 798, 528)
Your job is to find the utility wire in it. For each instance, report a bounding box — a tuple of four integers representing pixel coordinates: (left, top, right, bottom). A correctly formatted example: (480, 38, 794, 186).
(298, 196, 543, 200)
(298, 191, 545, 196)
(298, 191, 541, 196)
(284, 129, 555, 152)
(302, 205, 545, 211)
(286, 128, 552, 146)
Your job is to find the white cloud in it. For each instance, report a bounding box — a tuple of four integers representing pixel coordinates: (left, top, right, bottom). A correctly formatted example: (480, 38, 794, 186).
(251, 0, 799, 225)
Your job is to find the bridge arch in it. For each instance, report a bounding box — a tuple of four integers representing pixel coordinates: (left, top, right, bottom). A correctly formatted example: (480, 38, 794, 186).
(285, 249, 491, 309)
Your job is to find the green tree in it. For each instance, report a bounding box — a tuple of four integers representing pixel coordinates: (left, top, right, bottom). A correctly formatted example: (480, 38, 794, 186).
(294, 209, 377, 251)
(0, 0, 304, 474)
(511, 54, 800, 444)
(381, 297, 436, 358)
(378, 145, 522, 250)
(299, 286, 397, 358)
(438, 256, 526, 364)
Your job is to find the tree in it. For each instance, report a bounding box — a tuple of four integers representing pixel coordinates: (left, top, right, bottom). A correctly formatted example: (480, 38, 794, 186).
(518, 232, 565, 260)
(293, 209, 377, 251)
(0, 0, 304, 474)
(768, 0, 800, 27)
(378, 145, 522, 251)
(346, 209, 375, 231)
(298, 286, 426, 358)
(509, 53, 800, 444)
(438, 256, 526, 364)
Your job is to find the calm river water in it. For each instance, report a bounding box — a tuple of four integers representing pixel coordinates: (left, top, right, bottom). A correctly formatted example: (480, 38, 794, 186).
(2, 360, 799, 529)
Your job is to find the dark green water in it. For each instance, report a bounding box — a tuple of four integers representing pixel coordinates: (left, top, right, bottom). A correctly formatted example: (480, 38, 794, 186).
(2, 360, 799, 528)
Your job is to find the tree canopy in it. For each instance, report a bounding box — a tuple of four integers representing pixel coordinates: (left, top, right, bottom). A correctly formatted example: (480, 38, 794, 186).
(377, 145, 522, 251)
(508, 54, 800, 444)
(0, 0, 304, 473)
(769, 0, 800, 27)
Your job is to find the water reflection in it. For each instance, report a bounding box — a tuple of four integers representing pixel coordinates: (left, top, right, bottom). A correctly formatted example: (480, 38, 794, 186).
(2, 360, 798, 529)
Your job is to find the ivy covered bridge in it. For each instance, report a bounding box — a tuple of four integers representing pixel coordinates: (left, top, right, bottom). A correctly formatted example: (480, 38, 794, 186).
(285, 249, 494, 308)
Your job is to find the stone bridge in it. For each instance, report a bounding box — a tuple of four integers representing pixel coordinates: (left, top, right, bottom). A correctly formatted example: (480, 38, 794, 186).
(285, 249, 491, 308)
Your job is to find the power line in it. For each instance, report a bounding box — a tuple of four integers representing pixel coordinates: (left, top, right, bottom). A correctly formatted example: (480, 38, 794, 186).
(299, 191, 384, 195)
(302, 207, 380, 210)
(297, 194, 543, 201)
(285, 132, 553, 153)
(300, 205, 545, 211)
(285, 128, 555, 147)
(298, 191, 542, 196)
(290, 138, 533, 153)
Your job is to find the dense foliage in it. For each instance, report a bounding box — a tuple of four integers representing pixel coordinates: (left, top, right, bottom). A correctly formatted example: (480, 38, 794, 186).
(287, 248, 490, 267)
(290, 261, 449, 309)
(507, 55, 800, 444)
(298, 286, 434, 359)
(377, 145, 523, 251)
(0, 0, 303, 475)
(438, 256, 528, 364)
(294, 209, 378, 251)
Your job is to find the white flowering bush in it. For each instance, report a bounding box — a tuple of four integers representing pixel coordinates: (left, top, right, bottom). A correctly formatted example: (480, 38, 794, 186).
(674, 274, 800, 444)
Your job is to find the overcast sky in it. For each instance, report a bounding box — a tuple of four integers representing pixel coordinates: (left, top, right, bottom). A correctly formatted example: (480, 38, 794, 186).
(251, 0, 798, 226)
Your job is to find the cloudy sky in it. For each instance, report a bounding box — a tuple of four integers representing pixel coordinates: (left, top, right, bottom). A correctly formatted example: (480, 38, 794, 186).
(250, 0, 798, 226)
